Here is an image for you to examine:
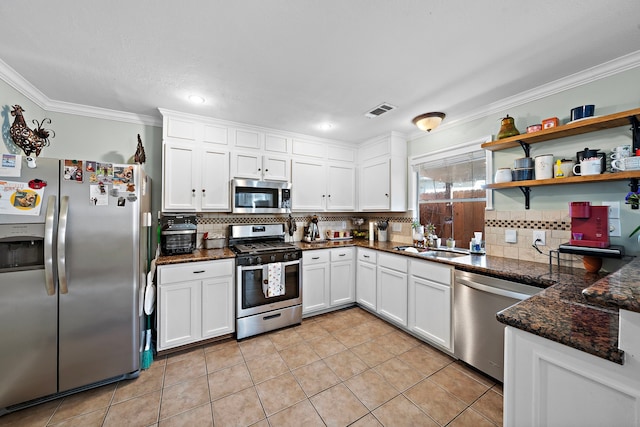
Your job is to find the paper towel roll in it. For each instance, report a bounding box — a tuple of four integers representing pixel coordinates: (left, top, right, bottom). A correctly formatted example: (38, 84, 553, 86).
(369, 222, 375, 242)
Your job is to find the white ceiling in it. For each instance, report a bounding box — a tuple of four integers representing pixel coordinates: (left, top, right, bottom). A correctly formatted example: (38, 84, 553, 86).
(1, 1, 639, 143)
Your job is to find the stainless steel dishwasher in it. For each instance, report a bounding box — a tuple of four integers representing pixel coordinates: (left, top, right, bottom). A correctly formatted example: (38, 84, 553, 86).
(453, 270, 542, 382)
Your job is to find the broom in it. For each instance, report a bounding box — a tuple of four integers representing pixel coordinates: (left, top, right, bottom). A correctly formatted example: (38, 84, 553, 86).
(140, 216, 157, 369)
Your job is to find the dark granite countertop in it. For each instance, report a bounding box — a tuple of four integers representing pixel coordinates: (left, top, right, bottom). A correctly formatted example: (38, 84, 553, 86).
(582, 260, 640, 313)
(156, 247, 236, 265)
(156, 238, 637, 364)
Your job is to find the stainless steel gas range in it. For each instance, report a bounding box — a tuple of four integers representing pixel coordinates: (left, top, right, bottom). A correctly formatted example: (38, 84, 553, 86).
(229, 224, 302, 339)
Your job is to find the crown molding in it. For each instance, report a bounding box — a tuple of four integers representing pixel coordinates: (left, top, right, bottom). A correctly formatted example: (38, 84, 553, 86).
(409, 49, 640, 141)
(0, 57, 161, 127)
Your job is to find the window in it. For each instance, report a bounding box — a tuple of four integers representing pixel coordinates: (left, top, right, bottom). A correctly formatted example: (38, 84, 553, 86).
(410, 136, 491, 246)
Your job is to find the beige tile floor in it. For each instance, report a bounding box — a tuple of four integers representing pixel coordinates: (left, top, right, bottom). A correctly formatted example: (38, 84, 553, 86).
(0, 307, 503, 427)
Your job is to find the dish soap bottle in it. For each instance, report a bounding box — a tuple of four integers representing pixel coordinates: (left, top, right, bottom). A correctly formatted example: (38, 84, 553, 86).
(555, 159, 564, 178)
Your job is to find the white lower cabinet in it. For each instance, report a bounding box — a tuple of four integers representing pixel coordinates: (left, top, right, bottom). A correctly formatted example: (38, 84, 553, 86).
(157, 259, 234, 351)
(302, 250, 330, 314)
(504, 326, 640, 427)
(408, 259, 453, 351)
(330, 247, 355, 306)
(356, 248, 377, 311)
(302, 248, 355, 315)
(376, 253, 408, 327)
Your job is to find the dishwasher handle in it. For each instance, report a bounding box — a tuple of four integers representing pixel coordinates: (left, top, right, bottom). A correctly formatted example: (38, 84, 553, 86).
(456, 276, 534, 301)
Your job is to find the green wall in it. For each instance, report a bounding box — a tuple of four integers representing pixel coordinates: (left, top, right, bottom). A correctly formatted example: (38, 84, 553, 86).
(409, 66, 640, 251)
(0, 78, 163, 220)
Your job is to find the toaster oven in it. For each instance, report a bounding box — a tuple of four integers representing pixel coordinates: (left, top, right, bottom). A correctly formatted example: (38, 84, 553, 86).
(160, 214, 197, 256)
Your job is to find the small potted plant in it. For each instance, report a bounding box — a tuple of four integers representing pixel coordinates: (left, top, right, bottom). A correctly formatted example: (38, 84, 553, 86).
(411, 220, 424, 246)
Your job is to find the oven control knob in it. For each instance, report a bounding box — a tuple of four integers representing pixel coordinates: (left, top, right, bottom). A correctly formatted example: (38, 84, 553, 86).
(256, 256, 262, 264)
(270, 255, 276, 262)
(283, 253, 289, 260)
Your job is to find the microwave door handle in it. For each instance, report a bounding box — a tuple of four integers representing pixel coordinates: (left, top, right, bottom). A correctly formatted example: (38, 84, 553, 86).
(43, 195, 57, 296)
(57, 195, 69, 294)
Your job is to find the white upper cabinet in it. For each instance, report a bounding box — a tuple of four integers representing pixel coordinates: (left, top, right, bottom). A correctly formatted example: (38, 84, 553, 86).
(358, 132, 407, 211)
(231, 152, 290, 181)
(291, 138, 356, 212)
(163, 140, 230, 211)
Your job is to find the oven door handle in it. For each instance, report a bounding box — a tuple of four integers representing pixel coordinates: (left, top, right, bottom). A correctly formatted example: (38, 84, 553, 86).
(456, 277, 532, 301)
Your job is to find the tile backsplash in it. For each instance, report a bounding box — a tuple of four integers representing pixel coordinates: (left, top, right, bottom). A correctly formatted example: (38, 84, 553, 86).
(484, 209, 582, 268)
(189, 210, 586, 269)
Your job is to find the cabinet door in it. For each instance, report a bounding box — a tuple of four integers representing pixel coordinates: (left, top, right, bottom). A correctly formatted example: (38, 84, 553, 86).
(201, 275, 235, 338)
(263, 155, 290, 181)
(327, 163, 356, 211)
(231, 152, 262, 180)
(330, 258, 355, 306)
(356, 261, 377, 311)
(292, 159, 326, 211)
(360, 159, 390, 211)
(409, 276, 451, 350)
(302, 263, 330, 314)
(158, 280, 200, 351)
(163, 141, 198, 211)
(200, 148, 230, 211)
(377, 267, 408, 326)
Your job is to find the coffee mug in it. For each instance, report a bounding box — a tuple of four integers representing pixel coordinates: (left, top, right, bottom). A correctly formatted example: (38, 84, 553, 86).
(611, 144, 632, 160)
(573, 158, 601, 176)
(611, 156, 640, 171)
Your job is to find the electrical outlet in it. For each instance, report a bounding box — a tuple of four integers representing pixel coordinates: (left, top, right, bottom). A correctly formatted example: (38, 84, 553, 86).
(505, 229, 517, 243)
(533, 230, 546, 246)
(609, 219, 622, 237)
(392, 223, 402, 232)
(342, 221, 347, 229)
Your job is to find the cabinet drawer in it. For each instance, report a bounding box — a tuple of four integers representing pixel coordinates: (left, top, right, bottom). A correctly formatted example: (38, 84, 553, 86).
(410, 260, 452, 285)
(331, 247, 354, 262)
(357, 248, 377, 264)
(303, 250, 330, 265)
(159, 260, 234, 284)
(378, 253, 408, 273)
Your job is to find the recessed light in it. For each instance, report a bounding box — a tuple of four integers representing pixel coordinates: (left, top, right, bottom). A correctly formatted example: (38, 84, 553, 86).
(188, 95, 205, 104)
(319, 123, 333, 131)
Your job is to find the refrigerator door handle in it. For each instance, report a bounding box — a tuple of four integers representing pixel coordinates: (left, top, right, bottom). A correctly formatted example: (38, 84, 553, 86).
(58, 195, 69, 294)
(44, 195, 57, 296)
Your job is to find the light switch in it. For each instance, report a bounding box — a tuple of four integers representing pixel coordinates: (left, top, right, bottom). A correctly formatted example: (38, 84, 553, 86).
(505, 229, 517, 243)
(602, 201, 620, 219)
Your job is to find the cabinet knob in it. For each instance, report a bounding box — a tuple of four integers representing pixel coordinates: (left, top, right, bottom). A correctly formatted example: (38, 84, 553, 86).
(258, 168, 261, 171)
(265, 169, 268, 172)
(202, 189, 205, 196)
(385, 193, 389, 197)
(192, 189, 196, 195)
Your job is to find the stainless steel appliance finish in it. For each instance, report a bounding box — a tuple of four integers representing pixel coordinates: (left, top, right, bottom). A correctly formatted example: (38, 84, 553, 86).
(232, 179, 291, 214)
(229, 224, 302, 339)
(453, 270, 541, 382)
(0, 157, 151, 414)
(160, 213, 197, 255)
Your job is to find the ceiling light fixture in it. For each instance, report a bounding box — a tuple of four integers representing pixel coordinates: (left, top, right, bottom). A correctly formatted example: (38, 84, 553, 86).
(319, 123, 333, 131)
(412, 112, 446, 132)
(188, 95, 205, 104)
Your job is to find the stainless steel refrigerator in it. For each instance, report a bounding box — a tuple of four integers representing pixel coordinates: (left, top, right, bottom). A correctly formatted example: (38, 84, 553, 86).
(0, 156, 151, 414)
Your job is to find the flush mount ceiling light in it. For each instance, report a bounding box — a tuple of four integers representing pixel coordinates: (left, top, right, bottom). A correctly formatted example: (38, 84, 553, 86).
(412, 112, 446, 132)
(319, 122, 333, 131)
(188, 95, 205, 104)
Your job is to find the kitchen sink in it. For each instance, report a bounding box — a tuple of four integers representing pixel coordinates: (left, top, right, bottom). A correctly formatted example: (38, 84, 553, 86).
(393, 246, 469, 258)
(419, 249, 469, 259)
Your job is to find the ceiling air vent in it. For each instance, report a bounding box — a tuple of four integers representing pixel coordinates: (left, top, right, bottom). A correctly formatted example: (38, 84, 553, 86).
(364, 103, 397, 118)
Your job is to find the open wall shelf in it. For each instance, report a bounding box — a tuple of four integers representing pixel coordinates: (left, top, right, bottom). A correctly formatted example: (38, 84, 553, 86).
(482, 107, 640, 209)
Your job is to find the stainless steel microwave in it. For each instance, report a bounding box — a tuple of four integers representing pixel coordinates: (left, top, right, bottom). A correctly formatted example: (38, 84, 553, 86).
(231, 179, 291, 214)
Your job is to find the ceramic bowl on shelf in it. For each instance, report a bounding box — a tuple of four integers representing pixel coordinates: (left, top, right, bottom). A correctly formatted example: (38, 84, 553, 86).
(494, 168, 512, 183)
(512, 168, 534, 181)
(514, 157, 534, 169)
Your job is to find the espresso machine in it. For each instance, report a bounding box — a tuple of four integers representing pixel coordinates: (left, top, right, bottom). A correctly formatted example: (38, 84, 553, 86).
(568, 202, 609, 248)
